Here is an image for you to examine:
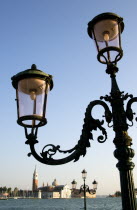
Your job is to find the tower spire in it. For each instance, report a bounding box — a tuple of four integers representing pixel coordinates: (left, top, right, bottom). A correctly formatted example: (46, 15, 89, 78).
(32, 166, 38, 191)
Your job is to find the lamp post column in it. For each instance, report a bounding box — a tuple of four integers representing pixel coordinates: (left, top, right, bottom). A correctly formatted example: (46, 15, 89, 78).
(83, 179, 87, 210)
(114, 144, 136, 210)
(110, 73, 137, 210)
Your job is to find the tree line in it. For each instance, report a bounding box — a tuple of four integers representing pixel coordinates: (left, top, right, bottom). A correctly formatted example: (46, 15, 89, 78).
(0, 186, 31, 197)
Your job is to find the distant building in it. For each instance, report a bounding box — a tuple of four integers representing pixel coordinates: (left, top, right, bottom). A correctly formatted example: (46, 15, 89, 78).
(38, 183, 71, 198)
(32, 167, 71, 199)
(71, 189, 96, 198)
(32, 166, 38, 192)
(54, 185, 71, 198)
(31, 167, 96, 199)
(38, 185, 59, 199)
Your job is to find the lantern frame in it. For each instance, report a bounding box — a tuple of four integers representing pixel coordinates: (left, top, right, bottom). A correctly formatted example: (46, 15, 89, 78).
(82, 169, 87, 180)
(11, 64, 53, 128)
(87, 12, 124, 65)
(92, 180, 98, 190)
(71, 180, 77, 189)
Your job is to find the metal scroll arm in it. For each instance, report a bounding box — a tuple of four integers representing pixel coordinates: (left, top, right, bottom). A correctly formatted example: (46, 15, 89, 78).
(24, 99, 112, 165)
(126, 97, 137, 123)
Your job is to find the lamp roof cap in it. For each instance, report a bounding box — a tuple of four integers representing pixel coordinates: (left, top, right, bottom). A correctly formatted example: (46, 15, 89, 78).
(87, 12, 124, 39)
(11, 64, 53, 90)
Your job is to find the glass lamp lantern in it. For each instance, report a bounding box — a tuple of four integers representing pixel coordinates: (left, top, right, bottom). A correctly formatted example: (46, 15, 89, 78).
(87, 12, 124, 65)
(92, 180, 98, 190)
(11, 64, 53, 128)
(71, 180, 77, 189)
(81, 169, 87, 180)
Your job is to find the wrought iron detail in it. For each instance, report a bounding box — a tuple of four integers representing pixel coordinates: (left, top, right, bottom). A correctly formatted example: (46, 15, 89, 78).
(126, 97, 137, 123)
(79, 185, 91, 194)
(24, 99, 112, 165)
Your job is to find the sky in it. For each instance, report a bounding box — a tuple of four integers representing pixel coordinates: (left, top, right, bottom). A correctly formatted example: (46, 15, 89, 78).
(1, 0, 137, 196)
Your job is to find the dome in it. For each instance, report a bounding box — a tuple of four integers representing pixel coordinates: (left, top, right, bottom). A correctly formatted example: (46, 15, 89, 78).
(52, 179, 58, 186)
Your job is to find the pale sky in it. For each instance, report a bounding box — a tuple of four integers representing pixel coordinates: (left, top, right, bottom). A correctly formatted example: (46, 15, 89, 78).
(1, 0, 137, 195)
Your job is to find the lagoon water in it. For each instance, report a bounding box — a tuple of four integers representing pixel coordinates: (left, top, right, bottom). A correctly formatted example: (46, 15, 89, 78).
(0, 198, 122, 210)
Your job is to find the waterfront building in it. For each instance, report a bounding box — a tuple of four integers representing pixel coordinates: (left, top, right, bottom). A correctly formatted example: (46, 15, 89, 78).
(71, 189, 96, 198)
(54, 185, 71, 198)
(32, 167, 71, 198)
(38, 183, 71, 198)
(31, 167, 96, 199)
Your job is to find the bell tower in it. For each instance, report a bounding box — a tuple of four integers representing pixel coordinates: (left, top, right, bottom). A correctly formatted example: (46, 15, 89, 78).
(32, 166, 38, 191)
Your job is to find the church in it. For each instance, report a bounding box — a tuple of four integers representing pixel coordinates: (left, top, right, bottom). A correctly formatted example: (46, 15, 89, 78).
(32, 167, 71, 199)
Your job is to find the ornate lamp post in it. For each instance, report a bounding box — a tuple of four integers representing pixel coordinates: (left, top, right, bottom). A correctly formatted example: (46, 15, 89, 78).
(80, 169, 88, 210)
(11, 12, 137, 209)
(79, 170, 98, 210)
(87, 12, 137, 210)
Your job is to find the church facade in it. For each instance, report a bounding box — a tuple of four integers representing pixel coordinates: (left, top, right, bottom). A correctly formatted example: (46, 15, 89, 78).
(38, 183, 71, 199)
(32, 168, 71, 199)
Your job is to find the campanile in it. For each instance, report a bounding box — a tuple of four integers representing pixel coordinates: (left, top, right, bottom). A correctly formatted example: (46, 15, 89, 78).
(32, 166, 38, 191)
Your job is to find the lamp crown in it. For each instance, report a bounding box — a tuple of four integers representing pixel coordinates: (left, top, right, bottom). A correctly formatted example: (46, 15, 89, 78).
(11, 64, 53, 90)
(31, 64, 37, 70)
(88, 12, 124, 38)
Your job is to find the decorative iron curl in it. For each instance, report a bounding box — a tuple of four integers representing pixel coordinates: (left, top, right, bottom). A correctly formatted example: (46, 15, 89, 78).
(25, 99, 112, 165)
(79, 185, 90, 194)
(126, 97, 137, 124)
(84, 100, 112, 143)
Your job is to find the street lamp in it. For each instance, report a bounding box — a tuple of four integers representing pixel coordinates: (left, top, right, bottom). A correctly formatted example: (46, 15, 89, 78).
(87, 12, 137, 210)
(79, 170, 98, 210)
(11, 12, 137, 209)
(87, 12, 124, 66)
(11, 64, 95, 165)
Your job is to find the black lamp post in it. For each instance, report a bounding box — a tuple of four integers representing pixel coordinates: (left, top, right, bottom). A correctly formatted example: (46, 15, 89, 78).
(11, 12, 137, 209)
(79, 170, 98, 210)
(87, 13, 137, 210)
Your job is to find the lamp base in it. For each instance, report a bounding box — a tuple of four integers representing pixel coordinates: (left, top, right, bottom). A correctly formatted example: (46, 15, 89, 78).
(17, 115, 47, 128)
(97, 46, 123, 65)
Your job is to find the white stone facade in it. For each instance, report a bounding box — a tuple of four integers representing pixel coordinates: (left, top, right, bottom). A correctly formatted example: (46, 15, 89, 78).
(39, 184, 71, 199)
(60, 185, 71, 198)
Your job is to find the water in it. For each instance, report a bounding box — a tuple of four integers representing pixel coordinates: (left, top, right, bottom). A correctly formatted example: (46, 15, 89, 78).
(0, 198, 122, 210)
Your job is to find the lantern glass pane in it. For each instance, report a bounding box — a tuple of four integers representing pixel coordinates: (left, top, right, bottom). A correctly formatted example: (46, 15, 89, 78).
(17, 78, 49, 126)
(82, 169, 87, 179)
(92, 19, 121, 63)
(72, 180, 77, 189)
(93, 180, 98, 190)
(72, 183, 76, 189)
(93, 19, 119, 42)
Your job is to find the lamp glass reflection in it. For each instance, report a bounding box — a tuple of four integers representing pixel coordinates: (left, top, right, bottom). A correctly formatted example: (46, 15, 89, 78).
(17, 78, 49, 127)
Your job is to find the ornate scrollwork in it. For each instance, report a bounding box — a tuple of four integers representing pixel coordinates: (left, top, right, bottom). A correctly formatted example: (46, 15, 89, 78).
(101, 92, 133, 103)
(25, 99, 112, 165)
(126, 97, 137, 123)
(79, 185, 90, 194)
(41, 144, 76, 160)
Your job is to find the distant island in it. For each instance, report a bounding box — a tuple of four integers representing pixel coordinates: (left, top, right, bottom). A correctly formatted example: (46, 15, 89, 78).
(108, 191, 121, 197)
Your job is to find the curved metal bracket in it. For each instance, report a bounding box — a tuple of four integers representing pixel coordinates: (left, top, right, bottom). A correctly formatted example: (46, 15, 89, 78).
(25, 100, 112, 165)
(79, 184, 96, 195)
(126, 97, 137, 122)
